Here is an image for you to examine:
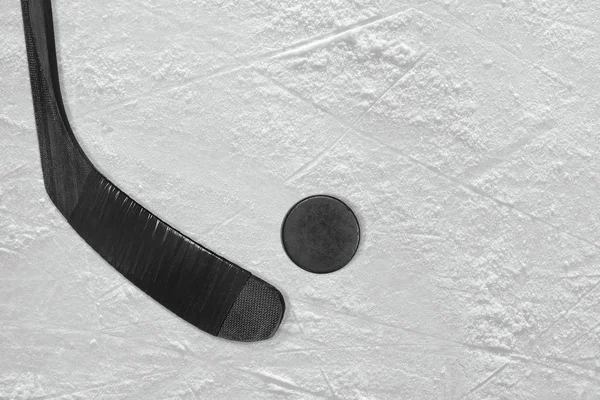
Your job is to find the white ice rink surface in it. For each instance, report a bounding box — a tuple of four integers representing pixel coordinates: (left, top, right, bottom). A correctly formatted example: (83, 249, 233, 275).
(2, 0, 600, 398)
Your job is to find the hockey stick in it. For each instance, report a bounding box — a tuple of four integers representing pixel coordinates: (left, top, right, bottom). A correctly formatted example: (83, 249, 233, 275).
(21, 0, 285, 342)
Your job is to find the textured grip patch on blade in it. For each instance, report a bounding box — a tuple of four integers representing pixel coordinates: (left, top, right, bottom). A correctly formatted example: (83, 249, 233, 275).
(218, 275, 285, 341)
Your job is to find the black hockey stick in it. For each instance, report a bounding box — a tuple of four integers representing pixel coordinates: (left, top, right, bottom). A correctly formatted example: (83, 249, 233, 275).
(21, 0, 284, 342)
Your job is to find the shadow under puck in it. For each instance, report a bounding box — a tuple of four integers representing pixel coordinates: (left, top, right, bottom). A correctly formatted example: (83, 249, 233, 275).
(281, 195, 360, 274)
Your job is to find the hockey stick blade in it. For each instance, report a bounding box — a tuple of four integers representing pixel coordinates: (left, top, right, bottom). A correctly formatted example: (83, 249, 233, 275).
(21, 0, 285, 342)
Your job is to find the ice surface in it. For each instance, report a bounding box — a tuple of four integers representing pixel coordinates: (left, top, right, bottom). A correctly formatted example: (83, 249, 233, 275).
(1, 0, 600, 398)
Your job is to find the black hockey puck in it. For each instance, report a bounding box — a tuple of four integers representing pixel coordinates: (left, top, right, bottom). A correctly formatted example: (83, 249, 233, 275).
(281, 195, 360, 274)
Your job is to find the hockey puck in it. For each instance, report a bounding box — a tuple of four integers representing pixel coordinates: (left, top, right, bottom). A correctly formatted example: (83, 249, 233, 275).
(281, 195, 360, 274)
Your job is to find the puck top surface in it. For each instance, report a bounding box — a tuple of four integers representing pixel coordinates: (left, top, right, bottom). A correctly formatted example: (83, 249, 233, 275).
(281, 195, 360, 274)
